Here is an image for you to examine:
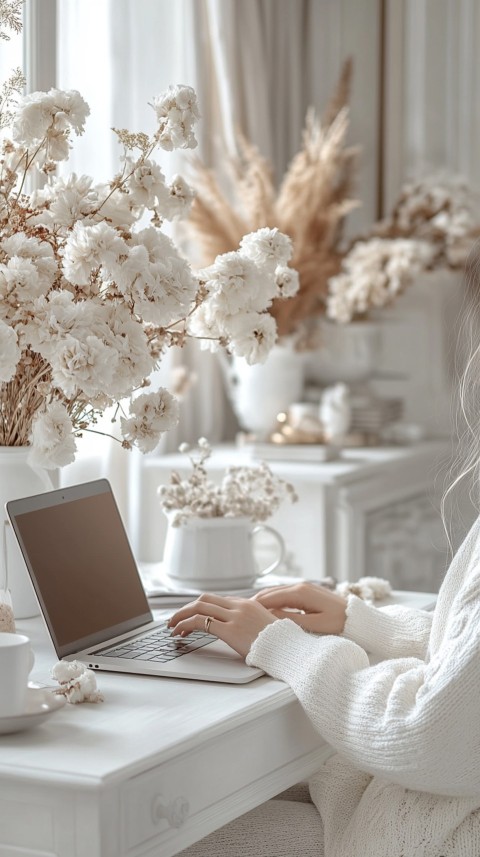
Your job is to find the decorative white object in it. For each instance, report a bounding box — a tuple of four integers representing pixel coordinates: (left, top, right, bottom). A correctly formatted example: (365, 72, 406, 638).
(0, 632, 34, 717)
(306, 319, 382, 386)
(51, 660, 103, 704)
(319, 383, 352, 442)
(223, 344, 306, 437)
(163, 516, 285, 591)
(0, 447, 53, 619)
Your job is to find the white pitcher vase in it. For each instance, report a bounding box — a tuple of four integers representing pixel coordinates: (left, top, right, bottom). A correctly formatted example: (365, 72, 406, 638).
(0, 447, 54, 619)
(221, 343, 306, 438)
(163, 516, 285, 591)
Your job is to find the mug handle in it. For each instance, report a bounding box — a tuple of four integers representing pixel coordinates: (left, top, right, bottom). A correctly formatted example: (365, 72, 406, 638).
(251, 525, 285, 577)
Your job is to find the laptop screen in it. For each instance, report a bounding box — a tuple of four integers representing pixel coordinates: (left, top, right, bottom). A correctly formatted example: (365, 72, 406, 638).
(6, 479, 153, 658)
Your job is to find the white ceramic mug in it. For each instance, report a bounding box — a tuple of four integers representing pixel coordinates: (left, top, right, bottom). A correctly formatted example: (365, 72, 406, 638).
(163, 516, 285, 591)
(0, 633, 35, 718)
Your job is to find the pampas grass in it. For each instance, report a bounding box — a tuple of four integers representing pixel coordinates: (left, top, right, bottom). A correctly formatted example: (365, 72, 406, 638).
(186, 60, 359, 338)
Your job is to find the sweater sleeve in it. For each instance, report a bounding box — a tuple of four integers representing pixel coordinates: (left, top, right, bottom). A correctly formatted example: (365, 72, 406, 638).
(341, 594, 433, 660)
(246, 608, 480, 798)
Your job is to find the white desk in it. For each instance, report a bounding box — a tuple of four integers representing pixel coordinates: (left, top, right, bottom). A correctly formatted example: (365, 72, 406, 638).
(0, 592, 435, 857)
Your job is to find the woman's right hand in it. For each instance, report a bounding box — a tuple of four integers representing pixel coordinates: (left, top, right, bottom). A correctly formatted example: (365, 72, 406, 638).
(252, 582, 348, 635)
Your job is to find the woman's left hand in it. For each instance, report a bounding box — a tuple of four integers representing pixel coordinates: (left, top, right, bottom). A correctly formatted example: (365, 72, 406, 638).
(168, 593, 278, 658)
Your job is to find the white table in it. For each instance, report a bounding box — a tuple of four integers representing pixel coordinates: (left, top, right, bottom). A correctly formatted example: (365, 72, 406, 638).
(0, 591, 435, 857)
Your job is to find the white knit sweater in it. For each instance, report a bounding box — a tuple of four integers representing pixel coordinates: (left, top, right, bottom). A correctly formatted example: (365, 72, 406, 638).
(246, 516, 480, 857)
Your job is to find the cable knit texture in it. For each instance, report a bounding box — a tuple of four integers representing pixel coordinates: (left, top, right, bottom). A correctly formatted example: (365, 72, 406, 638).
(246, 515, 480, 857)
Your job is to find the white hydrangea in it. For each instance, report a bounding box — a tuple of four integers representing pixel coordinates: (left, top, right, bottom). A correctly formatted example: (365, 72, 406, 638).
(227, 311, 277, 364)
(102, 304, 154, 398)
(239, 227, 293, 271)
(0, 319, 20, 381)
(2, 232, 56, 293)
(28, 400, 77, 470)
(125, 157, 168, 208)
(12, 88, 89, 157)
(30, 173, 97, 229)
(273, 265, 300, 300)
(152, 84, 200, 151)
(160, 174, 195, 220)
(200, 253, 263, 315)
(122, 227, 197, 325)
(50, 334, 118, 398)
(187, 301, 223, 351)
(62, 221, 128, 286)
(120, 389, 180, 453)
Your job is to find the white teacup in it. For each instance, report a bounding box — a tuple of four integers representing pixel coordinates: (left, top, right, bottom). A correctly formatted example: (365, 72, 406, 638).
(0, 633, 35, 718)
(163, 516, 285, 591)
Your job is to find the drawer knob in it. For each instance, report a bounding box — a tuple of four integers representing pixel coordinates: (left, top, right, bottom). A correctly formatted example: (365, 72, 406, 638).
(151, 794, 190, 828)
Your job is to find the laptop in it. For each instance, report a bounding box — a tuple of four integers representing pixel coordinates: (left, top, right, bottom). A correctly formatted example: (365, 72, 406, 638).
(5, 479, 264, 684)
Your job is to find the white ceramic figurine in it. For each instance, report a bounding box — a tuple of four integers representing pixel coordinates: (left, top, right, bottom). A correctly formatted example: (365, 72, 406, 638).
(319, 383, 352, 442)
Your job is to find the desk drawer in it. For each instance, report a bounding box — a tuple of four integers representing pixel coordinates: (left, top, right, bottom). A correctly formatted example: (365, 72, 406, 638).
(122, 701, 325, 853)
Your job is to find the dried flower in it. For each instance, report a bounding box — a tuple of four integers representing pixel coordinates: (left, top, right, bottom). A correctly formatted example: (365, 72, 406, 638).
(335, 575, 392, 604)
(51, 659, 103, 704)
(0, 10, 296, 466)
(374, 173, 480, 268)
(158, 438, 298, 526)
(326, 237, 436, 323)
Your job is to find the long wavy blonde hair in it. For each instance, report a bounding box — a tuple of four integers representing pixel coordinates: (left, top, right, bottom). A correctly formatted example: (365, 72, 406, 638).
(441, 242, 480, 554)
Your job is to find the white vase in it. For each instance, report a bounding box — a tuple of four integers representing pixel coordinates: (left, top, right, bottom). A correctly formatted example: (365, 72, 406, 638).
(305, 319, 382, 386)
(223, 345, 306, 438)
(163, 516, 285, 591)
(0, 447, 53, 619)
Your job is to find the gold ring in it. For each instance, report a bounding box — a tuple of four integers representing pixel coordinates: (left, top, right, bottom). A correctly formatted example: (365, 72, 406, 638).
(204, 615, 213, 634)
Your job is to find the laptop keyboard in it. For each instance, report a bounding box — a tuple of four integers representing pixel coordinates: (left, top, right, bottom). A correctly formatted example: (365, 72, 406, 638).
(93, 623, 217, 663)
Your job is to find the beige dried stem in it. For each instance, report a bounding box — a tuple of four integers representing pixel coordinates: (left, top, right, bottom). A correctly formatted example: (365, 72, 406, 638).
(186, 58, 359, 338)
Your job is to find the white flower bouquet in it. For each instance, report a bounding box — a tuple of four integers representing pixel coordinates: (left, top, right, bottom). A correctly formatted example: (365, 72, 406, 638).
(158, 438, 298, 526)
(326, 237, 436, 323)
(0, 3, 297, 468)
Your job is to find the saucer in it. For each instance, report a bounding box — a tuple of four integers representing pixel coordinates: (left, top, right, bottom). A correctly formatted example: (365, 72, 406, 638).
(0, 685, 66, 735)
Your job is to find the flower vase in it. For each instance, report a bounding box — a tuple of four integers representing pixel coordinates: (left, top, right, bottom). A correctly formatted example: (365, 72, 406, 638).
(163, 516, 285, 591)
(222, 344, 306, 439)
(0, 447, 54, 619)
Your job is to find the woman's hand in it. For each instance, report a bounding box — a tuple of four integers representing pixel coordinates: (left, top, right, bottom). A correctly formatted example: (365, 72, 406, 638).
(252, 582, 347, 635)
(168, 593, 278, 658)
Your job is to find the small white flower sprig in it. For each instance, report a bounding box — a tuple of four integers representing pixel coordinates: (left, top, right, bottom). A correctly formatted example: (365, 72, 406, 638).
(336, 575, 392, 604)
(51, 660, 103, 704)
(158, 437, 298, 526)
